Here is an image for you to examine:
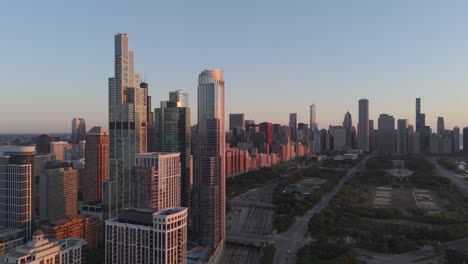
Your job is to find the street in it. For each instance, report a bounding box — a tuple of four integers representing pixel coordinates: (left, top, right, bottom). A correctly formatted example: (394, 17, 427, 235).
(272, 156, 369, 264)
(429, 158, 468, 198)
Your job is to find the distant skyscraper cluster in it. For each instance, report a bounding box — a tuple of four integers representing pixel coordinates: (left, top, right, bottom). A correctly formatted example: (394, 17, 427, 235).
(3, 31, 468, 264)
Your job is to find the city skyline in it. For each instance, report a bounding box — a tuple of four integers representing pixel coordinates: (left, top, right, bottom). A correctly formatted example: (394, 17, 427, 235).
(3, 1, 468, 133)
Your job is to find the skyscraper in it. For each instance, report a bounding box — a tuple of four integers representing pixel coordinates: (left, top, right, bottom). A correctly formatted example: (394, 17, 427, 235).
(193, 69, 225, 249)
(108, 33, 147, 217)
(154, 90, 192, 209)
(229, 113, 245, 131)
(397, 119, 408, 154)
(453, 126, 460, 153)
(44, 161, 78, 222)
(36, 134, 52, 154)
(259, 122, 273, 150)
(142, 82, 155, 153)
(50, 141, 72, 160)
(289, 113, 298, 142)
(310, 104, 317, 130)
(84, 127, 109, 203)
(378, 114, 395, 154)
(0, 146, 35, 241)
(358, 99, 369, 151)
(343, 111, 352, 148)
(463, 127, 468, 153)
(133, 153, 181, 211)
(71, 118, 86, 144)
(437, 117, 445, 135)
(416, 98, 424, 132)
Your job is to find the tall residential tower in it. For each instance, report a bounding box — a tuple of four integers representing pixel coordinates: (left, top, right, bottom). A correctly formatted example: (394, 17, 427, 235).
(358, 99, 369, 151)
(193, 69, 225, 249)
(107, 33, 147, 217)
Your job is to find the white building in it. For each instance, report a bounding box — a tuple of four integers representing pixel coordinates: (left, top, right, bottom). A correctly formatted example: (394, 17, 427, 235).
(50, 141, 72, 160)
(105, 207, 188, 264)
(2, 230, 85, 264)
(133, 152, 181, 210)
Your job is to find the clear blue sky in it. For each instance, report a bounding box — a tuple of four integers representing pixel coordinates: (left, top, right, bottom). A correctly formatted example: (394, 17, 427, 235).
(1, 0, 468, 133)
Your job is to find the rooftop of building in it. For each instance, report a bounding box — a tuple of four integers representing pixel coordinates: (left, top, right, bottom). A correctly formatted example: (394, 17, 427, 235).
(115, 208, 155, 226)
(154, 207, 187, 216)
(136, 152, 181, 158)
(87, 126, 108, 135)
(0, 146, 36, 156)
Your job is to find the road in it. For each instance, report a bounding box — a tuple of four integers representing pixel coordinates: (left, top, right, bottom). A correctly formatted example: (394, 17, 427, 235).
(429, 158, 468, 197)
(273, 156, 369, 264)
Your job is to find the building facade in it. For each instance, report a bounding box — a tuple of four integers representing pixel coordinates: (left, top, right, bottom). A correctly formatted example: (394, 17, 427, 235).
(108, 33, 148, 217)
(133, 153, 181, 211)
(105, 208, 188, 264)
(154, 91, 192, 209)
(358, 99, 369, 151)
(378, 114, 395, 154)
(84, 127, 109, 203)
(289, 113, 298, 142)
(71, 118, 86, 144)
(193, 69, 226, 249)
(2, 230, 85, 264)
(44, 161, 78, 222)
(397, 119, 408, 154)
(0, 146, 35, 241)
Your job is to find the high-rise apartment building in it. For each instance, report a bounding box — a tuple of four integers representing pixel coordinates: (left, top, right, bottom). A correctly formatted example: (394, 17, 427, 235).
(193, 69, 225, 249)
(310, 104, 317, 130)
(259, 122, 273, 150)
(44, 161, 78, 222)
(50, 141, 72, 160)
(133, 153, 181, 210)
(154, 90, 192, 209)
(0, 146, 35, 241)
(378, 114, 395, 154)
(84, 127, 109, 203)
(437, 117, 445, 135)
(71, 118, 86, 144)
(358, 99, 369, 151)
(463, 127, 468, 153)
(333, 126, 347, 151)
(169, 89, 189, 107)
(36, 134, 52, 154)
(108, 33, 148, 217)
(141, 82, 155, 153)
(229, 113, 245, 131)
(343, 111, 352, 148)
(289, 113, 298, 142)
(453, 126, 460, 153)
(397, 119, 408, 154)
(105, 208, 188, 264)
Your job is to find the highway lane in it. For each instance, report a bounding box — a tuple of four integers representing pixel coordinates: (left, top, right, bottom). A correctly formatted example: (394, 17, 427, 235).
(429, 158, 468, 198)
(273, 156, 369, 264)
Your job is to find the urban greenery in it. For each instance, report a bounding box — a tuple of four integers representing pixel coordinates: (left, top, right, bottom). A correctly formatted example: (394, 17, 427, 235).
(272, 164, 347, 232)
(260, 245, 275, 264)
(296, 240, 361, 264)
(226, 167, 279, 199)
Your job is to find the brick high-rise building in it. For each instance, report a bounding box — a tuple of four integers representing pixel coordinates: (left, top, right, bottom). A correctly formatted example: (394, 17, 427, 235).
(84, 127, 109, 203)
(42, 215, 102, 249)
(44, 161, 78, 222)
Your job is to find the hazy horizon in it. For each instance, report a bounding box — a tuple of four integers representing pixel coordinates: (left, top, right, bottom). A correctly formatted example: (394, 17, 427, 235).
(2, 1, 468, 133)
